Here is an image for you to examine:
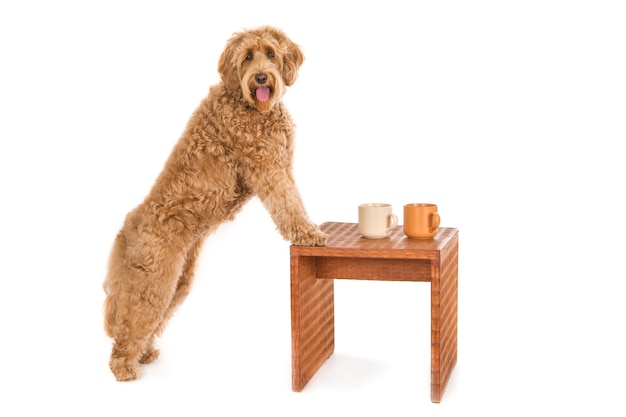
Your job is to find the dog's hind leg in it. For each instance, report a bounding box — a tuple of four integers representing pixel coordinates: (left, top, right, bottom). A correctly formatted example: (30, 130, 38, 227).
(138, 334, 160, 364)
(103, 231, 126, 338)
(107, 239, 186, 381)
(152, 231, 208, 340)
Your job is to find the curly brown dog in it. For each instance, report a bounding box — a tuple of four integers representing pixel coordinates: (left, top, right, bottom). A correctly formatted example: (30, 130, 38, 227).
(103, 26, 328, 381)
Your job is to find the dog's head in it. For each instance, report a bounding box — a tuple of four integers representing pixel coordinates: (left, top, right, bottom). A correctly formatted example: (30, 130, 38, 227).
(218, 26, 304, 113)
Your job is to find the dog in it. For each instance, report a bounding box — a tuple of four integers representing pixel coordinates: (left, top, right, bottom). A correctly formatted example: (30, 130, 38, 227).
(103, 26, 328, 381)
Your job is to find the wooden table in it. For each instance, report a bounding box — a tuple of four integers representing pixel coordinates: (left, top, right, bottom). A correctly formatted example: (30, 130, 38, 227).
(290, 222, 458, 402)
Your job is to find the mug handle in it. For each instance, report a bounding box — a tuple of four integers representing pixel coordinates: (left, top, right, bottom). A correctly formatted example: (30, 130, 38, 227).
(387, 213, 398, 234)
(429, 213, 441, 233)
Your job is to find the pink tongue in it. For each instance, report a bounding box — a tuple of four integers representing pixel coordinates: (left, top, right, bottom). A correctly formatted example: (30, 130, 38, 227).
(255, 87, 270, 102)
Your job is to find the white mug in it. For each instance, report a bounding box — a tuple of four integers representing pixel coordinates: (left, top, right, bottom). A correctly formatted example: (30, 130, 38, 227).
(358, 203, 398, 239)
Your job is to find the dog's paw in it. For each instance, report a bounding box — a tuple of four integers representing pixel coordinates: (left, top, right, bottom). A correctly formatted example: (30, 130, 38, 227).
(110, 357, 140, 382)
(291, 225, 328, 246)
(139, 347, 160, 364)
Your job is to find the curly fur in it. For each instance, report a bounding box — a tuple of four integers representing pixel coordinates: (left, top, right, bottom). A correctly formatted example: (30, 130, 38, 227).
(103, 26, 327, 381)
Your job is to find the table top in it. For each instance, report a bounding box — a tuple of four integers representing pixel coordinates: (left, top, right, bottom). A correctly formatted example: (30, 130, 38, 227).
(291, 222, 458, 260)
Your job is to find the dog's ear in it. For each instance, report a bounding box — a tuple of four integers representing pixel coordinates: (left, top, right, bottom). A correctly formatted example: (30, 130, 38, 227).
(282, 39, 304, 86)
(218, 32, 243, 92)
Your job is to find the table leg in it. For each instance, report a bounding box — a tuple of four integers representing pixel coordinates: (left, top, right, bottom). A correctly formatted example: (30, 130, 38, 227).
(291, 255, 335, 391)
(430, 236, 459, 402)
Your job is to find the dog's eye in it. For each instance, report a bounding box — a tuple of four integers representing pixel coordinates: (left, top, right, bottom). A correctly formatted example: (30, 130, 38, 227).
(245, 53, 253, 61)
(267, 50, 274, 58)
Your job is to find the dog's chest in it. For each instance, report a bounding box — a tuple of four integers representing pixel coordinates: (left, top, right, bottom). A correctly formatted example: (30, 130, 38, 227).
(224, 115, 291, 163)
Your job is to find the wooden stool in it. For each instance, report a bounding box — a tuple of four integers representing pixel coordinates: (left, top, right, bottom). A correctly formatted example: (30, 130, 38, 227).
(290, 222, 458, 402)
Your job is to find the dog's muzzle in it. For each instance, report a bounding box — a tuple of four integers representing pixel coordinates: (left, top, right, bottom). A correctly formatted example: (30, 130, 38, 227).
(254, 72, 271, 102)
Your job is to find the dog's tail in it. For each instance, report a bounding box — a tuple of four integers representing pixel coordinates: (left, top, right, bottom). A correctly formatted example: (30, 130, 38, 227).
(103, 289, 117, 338)
(103, 231, 126, 338)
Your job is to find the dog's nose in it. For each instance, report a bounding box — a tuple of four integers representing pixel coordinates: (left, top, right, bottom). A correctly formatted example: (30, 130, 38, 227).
(255, 73, 268, 85)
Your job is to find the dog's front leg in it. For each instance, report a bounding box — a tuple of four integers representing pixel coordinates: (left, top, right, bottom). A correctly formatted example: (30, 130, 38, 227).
(256, 175, 327, 246)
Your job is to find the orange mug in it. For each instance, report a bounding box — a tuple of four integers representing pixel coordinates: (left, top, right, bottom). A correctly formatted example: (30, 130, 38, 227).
(403, 203, 440, 239)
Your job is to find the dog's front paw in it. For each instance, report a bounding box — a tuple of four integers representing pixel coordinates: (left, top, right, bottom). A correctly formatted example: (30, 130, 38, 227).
(291, 225, 328, 246)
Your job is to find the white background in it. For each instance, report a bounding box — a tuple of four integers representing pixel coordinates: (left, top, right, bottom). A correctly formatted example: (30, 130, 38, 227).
(1, 1, 625, 415)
